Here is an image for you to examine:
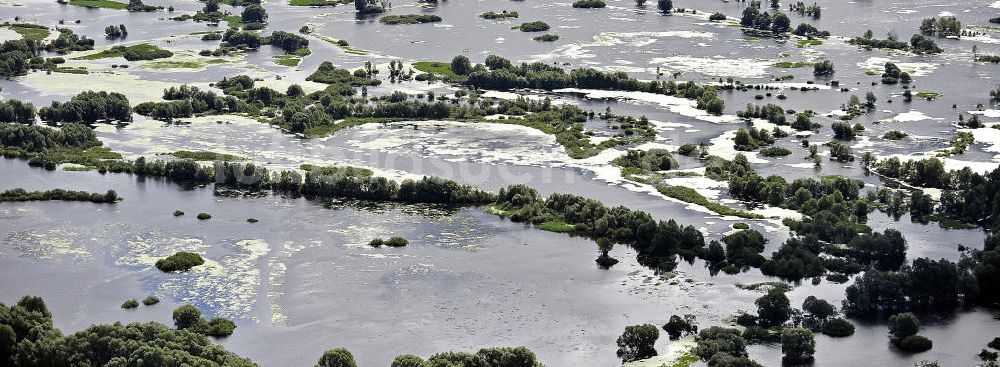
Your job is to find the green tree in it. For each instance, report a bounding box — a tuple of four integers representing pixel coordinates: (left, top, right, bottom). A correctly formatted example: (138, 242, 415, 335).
(242, 4, 268, 23)
(888, 312, 920, 340)
(781, 328, 815, 364)
(657, 0, 672, 13)
(316, 348, 356, 367)
(203, 0, 219, 13)
(771, 12, 790, 33)
(172, 305, 202, 330)
(16, 295, 51, 317)
(616, 324, 659, 362)
(451, 55, 472, 76)
(755, 289, 791, 327)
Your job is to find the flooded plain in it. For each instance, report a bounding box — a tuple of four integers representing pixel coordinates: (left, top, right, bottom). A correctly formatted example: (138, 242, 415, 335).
(2, 0, 1000, 365)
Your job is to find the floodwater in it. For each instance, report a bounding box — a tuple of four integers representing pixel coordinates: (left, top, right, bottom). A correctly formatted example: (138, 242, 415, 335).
(1, 0, 1000, 365)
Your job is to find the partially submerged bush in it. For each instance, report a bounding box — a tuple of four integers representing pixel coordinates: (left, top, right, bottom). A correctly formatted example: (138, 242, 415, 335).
(155, 251, 205, 272)
(121, 299, 139, 309)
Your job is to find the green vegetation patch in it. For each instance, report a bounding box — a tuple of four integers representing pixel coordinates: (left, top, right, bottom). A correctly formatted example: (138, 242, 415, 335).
(537, 221, 575, 233)
(221, 15, 243, 29)
(774, 61, 813, 68)
(480, 10, 519, 20)
(75, 44, 173, 61)
(274, 55, 301, 67)
(796, 39, 823, 48)
(155, 251, 205, 272)
(657, 185, 763, 219)
(289, 0, 351, 5)
(121, 299, 139, 309)
(667, 353, 700, 367)
(170, 150, 244, 161)
(915, 91, 941, 100)
(67, 0, 128, 9)
(517, 21, 551, 32)
(52, 66, 89, 74)
(300, 164, 373, 177)
(146, 59, 226, 69)
(412, 61, 456, 78)
(379, 14, 443, 25)
(922, 214, 978, 230)
(4, 23, 50, 41)
(533, 34, 559, 42)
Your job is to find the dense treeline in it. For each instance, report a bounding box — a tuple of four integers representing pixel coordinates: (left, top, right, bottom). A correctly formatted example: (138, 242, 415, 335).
(0, 100, 36, 124)
(0, 296, 258, 366)
(871, 157, 1000, 227)
(463, 55, 725, 115)
(38, 91, 132, 124)
(848, 29, 942, 54)
(135, 85, 249, 121)
(0, 39, 39, 78)
(1, 294, 545, 367)
(494, 184, 705, 270)
(44, 28, 94, 54)
(0, 122, 101, 153)
(214, 161, 496, 204)
(842, 256, 982, 317)
(0, 188, 119, 203)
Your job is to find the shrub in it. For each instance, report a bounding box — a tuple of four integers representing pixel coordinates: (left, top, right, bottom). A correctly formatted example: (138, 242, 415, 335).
(533, 34, 559, 42)
(142, 296, 160, 306)
(203, 318, 236, 337)
(883, 130, 908, 140)
(518, 21, 550, 32)
(121, 299, 139, 309)
(709, 12, 726, 21)
(246, 218, 258, 223)
(379, 14, 442, 25)
(898, 335, 933, 353)
(155, 251, 205, 272)
(385, 236, 409, 247)
(677, 143, 699, 156)
(822, 318, 855, 337)
(369, 238, 384, 247)
(759, 146, 791, 157)
(197, 213, 212, 220)
(572, 0, 606, 8)
(173, 210, 184, 216)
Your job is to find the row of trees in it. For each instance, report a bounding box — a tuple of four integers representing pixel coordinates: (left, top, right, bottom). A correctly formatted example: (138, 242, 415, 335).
(0, 188, 118, 203)
(462, 54, 726, 115)
(494, 184, 706, 271)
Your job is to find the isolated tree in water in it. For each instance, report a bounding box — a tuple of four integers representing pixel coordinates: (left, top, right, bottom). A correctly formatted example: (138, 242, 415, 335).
(657, 0, 671, 13)
(616, 324, 659, 362)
